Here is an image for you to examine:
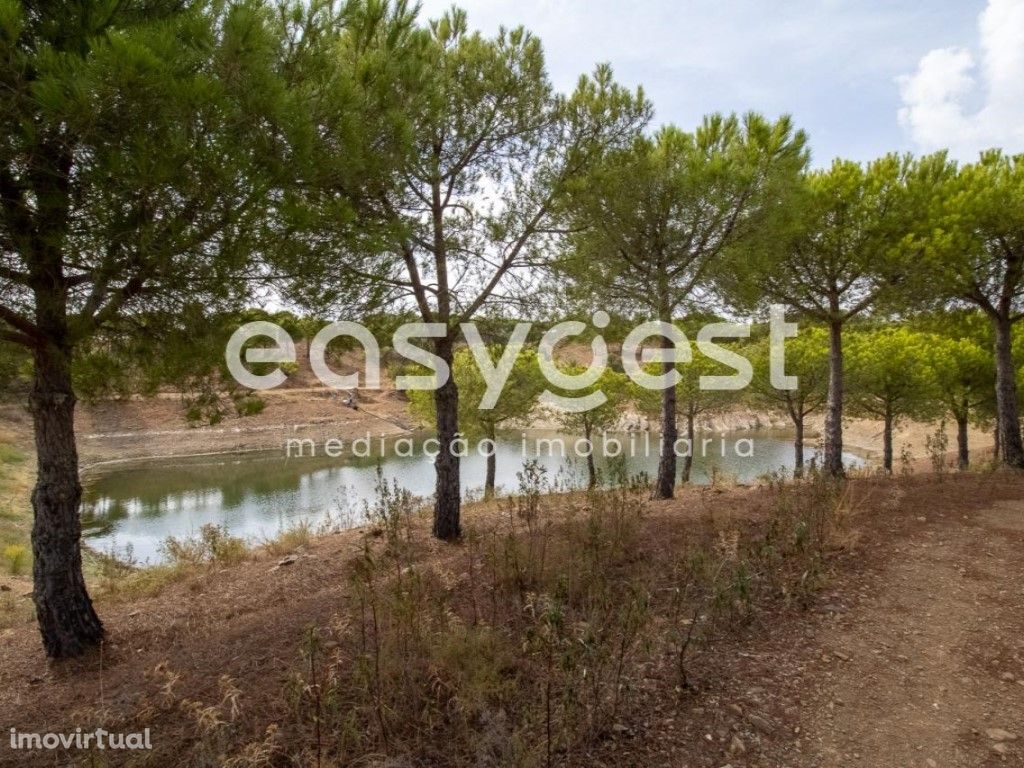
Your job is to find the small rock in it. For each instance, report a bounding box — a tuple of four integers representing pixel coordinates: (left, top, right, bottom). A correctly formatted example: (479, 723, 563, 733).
(985, 728, 1018, 742)
(1000, 671, 1016, 682)
(816, 603, 847, 614)
(729, 735, 746, 755)
(747, 713, 775, 734)
(992, 743, 1009, 755)
(611, 723, 629, 735)
(277, 555, 298, 567)
(833, 651, 851, 662)
(926, 760, 937, 768)
(127, 610, 140, 619)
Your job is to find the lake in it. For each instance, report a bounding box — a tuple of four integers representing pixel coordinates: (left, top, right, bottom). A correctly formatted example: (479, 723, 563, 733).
(81, 429, 862, 563)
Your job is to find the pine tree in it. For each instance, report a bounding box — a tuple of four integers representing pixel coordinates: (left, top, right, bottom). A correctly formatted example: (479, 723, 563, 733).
(0, 0, 354, 657)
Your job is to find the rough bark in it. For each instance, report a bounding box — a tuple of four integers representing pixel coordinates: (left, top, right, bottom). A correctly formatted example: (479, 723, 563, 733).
(30, 344, 104, 658)
(992, 314, 1024, 468)
(654, 322, 678, 499)
(584, 419, 597, 490)
(823, 319, 845, 477)
(793, 412, 805, 478)
(882, 409, 894, 474)
(432, 335, 461, 540)
(483, 422, 496, 499)
(680, 407, 695, 484)
(955, 410, 969, 471)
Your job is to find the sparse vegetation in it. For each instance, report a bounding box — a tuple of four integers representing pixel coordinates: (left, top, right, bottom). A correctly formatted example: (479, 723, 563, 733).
(203, 466, 848, 766)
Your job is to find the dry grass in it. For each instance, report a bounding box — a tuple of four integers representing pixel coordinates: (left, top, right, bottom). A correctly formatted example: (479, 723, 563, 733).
(0, 428, 33, 630)
(0, 429, 30, 555)
(5, 471, 1020, 767)
(82, 466, 850, 768)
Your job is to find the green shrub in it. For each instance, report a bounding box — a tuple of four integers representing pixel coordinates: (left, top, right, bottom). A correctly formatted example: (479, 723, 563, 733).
(233, 394, 266, 417)
(3, 543, 28, 575)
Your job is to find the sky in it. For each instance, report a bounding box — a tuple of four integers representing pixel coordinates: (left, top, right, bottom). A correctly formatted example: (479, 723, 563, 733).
(417, 0, 1024, 165)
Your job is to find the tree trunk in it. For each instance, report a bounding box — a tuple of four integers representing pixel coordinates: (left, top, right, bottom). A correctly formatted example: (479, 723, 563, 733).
(484, 423, 496, 499)
(994, 421, 1001, 461)
(680, 407, 694, 483)
(823, 320, 845, 477)
(584, 420, 597, 490)
(955, 410, 969, 471)
(30, 344, 104, 658)
(793, 414, 805, 478)
(882, 409, 894, 473)
(432, 335, 461, 539)
(654, 325, 677, 499)
(992, 314, 1024, 468)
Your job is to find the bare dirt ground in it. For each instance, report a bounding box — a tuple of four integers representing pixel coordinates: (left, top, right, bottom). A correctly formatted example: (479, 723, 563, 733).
(799, 490, 1024, 768)
(571, 473, 1024, 768)
(0, 473, 1021, 767)
(0, 352, 416, 469)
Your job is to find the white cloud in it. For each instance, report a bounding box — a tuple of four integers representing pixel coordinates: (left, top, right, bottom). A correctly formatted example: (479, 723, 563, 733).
(897, 0, 1024, 159)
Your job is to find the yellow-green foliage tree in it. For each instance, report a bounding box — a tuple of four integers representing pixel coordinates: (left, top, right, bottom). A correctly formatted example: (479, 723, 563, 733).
(845, 328, 940, 473)
(558, 116, 807, 499)
(635, 351, 736, 484)
(924, 334, 994, 469)
(408, 347, 542, 498)
(729, 155, 931, 477)
(747, 327, 830, 476)
(546, 365, 629, 488)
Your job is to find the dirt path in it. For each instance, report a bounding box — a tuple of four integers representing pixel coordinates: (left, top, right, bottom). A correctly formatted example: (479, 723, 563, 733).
(797, 491, 1024, 767)
(577, 475, 1024, 768)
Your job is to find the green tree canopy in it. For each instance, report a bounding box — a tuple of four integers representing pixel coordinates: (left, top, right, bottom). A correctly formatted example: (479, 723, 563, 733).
(408, 345, 543, 497)
(726, 155, 925, 477)
(914, 151, 1024, 468)
(279, 6, 650, 540)
(845, 328, 940, 472)
(0, 0, 412, 657)
(544, 364, 629, 489)
(557, 114, 807, 498)
(746, 326, 830, 475)
(923, 333, 994, 469)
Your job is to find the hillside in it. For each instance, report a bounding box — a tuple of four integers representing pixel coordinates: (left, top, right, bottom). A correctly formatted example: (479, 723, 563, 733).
(0, 473, 1022, 766)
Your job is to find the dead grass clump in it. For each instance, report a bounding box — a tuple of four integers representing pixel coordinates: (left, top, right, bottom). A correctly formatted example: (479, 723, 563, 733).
(88, 524, 250, 602)
(162, 524, 249, 567)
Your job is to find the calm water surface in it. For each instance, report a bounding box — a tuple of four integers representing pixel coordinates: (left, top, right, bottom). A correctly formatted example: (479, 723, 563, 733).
(81, 429, 862, 563)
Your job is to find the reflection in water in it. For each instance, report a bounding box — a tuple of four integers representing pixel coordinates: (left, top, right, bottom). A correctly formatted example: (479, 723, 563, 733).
(81, 429, 862, 563)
